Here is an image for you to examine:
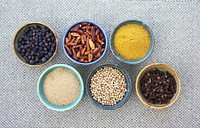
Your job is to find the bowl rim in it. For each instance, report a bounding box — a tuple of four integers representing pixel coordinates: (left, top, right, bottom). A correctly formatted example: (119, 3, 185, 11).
(85, 63, 132, 110)
(110, 20, 155, 64)
(135, 63, 181, 109)
(13, 22, 58, 67)
(37, 64, 84, 111)
(62, 20, 108, 66)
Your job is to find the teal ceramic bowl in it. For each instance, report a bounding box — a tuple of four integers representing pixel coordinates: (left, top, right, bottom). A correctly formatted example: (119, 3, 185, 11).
(37, 64, 84, 111)
(110, 20, 154, 64)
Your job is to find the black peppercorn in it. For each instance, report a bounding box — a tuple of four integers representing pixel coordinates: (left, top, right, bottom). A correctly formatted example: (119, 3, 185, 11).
(42, 57, 47, 62)
(16, 24, 56, 65)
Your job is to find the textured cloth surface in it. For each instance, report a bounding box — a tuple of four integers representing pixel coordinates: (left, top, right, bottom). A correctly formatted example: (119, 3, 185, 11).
(0, 0, 200, 127)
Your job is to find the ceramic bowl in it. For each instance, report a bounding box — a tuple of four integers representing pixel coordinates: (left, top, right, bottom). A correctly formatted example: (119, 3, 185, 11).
(110, 20, 154, 64)
(37, 64, 84, 111)
(86, 63, 132, 110)
(62, 20, 108, 66)
(135, 63, 181, 109)
(13, 22, 58, 66)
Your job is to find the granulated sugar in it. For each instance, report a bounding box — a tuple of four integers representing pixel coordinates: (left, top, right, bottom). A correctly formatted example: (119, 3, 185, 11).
(43, 68, 80, 106)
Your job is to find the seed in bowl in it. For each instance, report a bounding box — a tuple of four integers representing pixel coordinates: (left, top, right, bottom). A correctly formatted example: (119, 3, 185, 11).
(43, 68, 80, 106)
(90, 67, 127, 106)
(140, 68, 177, 104)
(64, 22, 105, 63)
(16, 25, 56, 65)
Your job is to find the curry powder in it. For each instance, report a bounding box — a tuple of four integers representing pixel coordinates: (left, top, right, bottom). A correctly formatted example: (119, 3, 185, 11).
(114, 24, 150, 60)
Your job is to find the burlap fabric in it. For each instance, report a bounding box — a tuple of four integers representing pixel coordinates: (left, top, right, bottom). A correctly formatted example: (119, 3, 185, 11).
(0, 0, 199, 127)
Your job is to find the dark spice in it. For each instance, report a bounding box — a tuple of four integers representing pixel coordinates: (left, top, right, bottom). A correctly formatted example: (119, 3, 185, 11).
(64, 22, 105, 63)
(140, 68, 177, 104)
(16, 25, 56, 65)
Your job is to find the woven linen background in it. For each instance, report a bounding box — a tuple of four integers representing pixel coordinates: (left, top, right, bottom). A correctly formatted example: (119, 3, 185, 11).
(0, 0, 200, 127)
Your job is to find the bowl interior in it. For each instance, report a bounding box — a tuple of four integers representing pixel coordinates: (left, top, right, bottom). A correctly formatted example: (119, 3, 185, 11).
(37, 64, 84, 111)
(14, 24, 31, 63)
(110, 20, 154, 64)
(13, 23, 58, 66)
(86, 64, 132, 110)
(136, 64, 181, 109)
(62, 20, 108, 65)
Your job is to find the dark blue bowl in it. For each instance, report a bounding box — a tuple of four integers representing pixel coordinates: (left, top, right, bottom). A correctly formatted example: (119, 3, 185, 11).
(86, 64, 132, 110)
(62, 20, 108, 66)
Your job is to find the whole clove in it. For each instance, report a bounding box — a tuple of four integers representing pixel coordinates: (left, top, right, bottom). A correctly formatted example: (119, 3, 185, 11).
(140, 68, 177, 104)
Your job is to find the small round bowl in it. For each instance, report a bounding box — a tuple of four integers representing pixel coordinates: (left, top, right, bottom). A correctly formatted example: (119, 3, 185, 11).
(110, 20, 154, 64)
(62, 20, 108, 66)
(86, 64, 132, 110)
(13, 22, 58, 67)
(136, 63, 181, 109)
(37, 64, 84, 111)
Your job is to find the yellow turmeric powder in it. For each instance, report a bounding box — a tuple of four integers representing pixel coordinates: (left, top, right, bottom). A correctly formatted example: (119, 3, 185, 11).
(114, 24, 150, 60)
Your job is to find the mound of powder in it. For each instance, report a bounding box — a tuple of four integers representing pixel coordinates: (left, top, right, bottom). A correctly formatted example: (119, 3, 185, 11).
(43, 68, 80, 106)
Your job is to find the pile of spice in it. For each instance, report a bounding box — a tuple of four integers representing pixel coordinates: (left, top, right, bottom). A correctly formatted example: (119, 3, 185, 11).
(140, 68, 177, 104)
(90, 67, 127, 106)
(114, 24, 150, 60)
(16, 25, 56, 65)
(43, 68, 80, 106)
(64, 22, 105, 63)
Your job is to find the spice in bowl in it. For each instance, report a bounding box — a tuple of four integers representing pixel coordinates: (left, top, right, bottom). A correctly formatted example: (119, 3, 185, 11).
(90, 67, 127, 106)
(14, 23, 57, 65)
(140, 68, 177, 104)
(43, 68, 80, 106)
(114, 24, 150, 60)
(64, 22, 105, 63)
